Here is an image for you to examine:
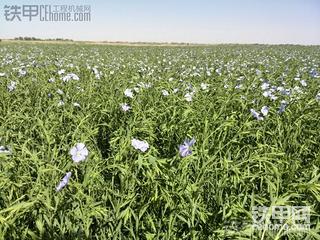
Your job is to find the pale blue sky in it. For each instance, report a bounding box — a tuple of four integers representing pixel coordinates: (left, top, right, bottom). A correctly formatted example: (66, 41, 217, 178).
(0, 0, 319, 44)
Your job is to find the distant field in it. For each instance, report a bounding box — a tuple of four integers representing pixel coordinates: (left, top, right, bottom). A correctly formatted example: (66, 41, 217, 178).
(0, 43, 319, 239)
(1, 39, 207, 46)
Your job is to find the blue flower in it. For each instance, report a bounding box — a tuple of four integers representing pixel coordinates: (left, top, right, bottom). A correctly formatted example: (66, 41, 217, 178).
(121, 103, 131, 112)
(261, 106, 269, 117)
(56, 172, 72, 192)
(300, 80, 307, 87)
(0, 146, 11, 154)
(131, 138, 149, 152)
(179, 138, 196, 157)
(162, 90, 169, 96)
(278, 101, 288, 113)
(124, 88, 134, 98)
(70, 143, 89, 163)
(7, 81, 17, 92)
(310, 69, 319, 78)
(250, 109, 264, 121)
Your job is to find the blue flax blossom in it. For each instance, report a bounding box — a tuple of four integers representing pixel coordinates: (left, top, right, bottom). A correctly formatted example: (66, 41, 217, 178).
(7, 81, 17, 92)
(56, 172, 72, 192)
(200, 83, 208, 90)
(121, 103, 131, 112)
(70, 143, 89, 163)
(250, 109, 264, 121)
(179, 138, 196, 157)
(131, 138, 149, 152)
(162, 90, 169, 96)
(124, 88, 134, 98)
(278, 100, 288, 113)
(0, 146, 11, 154)
(261, 106, 269, 117)
(310, 69, 319, 78)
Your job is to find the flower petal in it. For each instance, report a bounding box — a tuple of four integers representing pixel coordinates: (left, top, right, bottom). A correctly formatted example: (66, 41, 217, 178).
(76, 143, 85, 151)
(72, 155, 84, 163)
(80, 147, 89, 156)
(56, 172, 72, 192)
(70, 146, 77, 155)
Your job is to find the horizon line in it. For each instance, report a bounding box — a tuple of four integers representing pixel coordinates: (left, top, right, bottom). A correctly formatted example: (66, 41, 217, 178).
(1, 38, 320, 47)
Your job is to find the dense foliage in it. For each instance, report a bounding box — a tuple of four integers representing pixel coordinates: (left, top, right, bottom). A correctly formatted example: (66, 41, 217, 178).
(0, 43, 319, 239)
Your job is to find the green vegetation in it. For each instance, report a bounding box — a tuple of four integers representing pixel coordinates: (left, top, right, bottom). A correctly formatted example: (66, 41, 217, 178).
(0, 43, 319, 239)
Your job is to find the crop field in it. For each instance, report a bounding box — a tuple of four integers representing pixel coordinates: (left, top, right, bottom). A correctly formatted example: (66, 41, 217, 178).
(0, 42, 319, 239)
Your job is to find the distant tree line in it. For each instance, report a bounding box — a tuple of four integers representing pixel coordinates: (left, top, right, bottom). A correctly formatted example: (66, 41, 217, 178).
(102, 41, 193, 45)
(14, 37, 73, 41)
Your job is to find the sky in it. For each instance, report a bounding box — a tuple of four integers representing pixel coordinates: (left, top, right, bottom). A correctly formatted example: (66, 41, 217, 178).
(0, 0, 319, 44)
